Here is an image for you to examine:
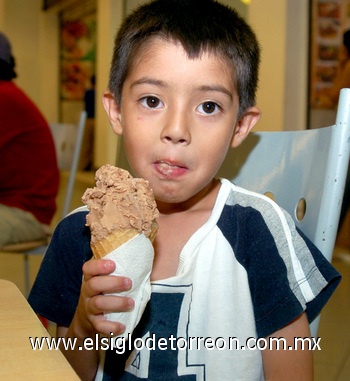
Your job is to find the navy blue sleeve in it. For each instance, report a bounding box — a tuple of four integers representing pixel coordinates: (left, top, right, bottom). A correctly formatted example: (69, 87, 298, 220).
(28, 210, 93, 327)
(218, 204, 341, 338)
(296, 228, 341, 325)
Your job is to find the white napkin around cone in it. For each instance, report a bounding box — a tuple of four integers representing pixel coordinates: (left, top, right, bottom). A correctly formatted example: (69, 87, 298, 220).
(102, 233, 154, 339)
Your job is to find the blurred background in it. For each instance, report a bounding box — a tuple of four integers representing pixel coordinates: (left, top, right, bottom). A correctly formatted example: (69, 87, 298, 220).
(0, 1, 349, 379)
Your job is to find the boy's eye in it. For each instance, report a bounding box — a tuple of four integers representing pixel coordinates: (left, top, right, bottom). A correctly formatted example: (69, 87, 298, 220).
(197, 101, 220, 115)
(140, 96, 163, 109)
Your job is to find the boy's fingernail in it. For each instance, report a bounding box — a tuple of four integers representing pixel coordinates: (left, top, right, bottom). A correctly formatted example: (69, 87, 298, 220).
(119, 323, 126, 333)
(128, 298, 135, 309)
(124, 278, 132, 288)
(104, 260, 114, 269)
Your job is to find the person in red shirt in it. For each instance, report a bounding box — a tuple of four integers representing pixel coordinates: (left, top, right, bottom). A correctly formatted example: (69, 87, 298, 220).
(0, 32, 59, 247)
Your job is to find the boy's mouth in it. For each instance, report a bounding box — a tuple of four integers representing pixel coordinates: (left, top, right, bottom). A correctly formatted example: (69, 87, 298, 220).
(154, 160, 188, 178)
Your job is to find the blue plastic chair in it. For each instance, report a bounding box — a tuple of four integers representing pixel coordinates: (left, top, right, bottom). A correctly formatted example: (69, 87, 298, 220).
(217, 88, 350, 336)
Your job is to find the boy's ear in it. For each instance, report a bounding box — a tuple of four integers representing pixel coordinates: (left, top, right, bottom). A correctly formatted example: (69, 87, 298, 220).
(102, 91, 123, 136)
(230, 106, 261, 148)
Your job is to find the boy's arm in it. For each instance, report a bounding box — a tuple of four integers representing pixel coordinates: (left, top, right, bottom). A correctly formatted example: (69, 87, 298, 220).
(57, 258, 134, 381)
(261, 312, 313, 381)
(57, 324, 100, 381)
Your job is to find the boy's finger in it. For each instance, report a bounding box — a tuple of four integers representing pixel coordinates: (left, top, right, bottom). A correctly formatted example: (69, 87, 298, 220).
(93, 318, 126, 337)
(87, 273, 132, 295)
(91, 294, 135, 315)
(83, 258, 116, 279)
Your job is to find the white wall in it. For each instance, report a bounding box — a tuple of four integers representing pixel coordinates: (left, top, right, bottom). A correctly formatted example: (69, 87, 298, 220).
(284, 0, 309, 131)
(249, 0, 286, 131)
(249, 0, 309, 132)
(94, 0, 124, 167)
(0, 0, 59, 123)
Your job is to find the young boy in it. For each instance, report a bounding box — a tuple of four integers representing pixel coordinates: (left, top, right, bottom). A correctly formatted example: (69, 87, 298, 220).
(28, 1, 341, 380)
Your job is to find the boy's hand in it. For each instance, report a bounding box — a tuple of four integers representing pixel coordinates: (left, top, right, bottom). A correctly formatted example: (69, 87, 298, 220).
(74, 258, 134, 337)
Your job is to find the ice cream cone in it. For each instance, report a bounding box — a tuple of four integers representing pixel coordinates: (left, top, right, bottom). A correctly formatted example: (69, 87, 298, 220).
(82, 165, 159, 338)
(91, 222, 158, 259)
(99, 232, 155, 339)
(91, 229, 138, 259)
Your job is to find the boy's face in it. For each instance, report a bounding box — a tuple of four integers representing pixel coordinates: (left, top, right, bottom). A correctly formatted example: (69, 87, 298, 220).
(104, 39, 260, 206)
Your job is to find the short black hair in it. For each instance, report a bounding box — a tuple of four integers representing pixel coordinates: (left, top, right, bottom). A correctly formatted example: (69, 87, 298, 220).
(0, 56, 17, 80)
(108, 0, 260, 118)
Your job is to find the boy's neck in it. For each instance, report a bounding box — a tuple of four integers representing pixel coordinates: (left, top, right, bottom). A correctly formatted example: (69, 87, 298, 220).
(151, 178, 221, 281)
(156, 178, 221, 216)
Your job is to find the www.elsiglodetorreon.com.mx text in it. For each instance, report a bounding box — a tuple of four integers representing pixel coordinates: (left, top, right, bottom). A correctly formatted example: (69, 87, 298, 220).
(29, 334, 322, 353)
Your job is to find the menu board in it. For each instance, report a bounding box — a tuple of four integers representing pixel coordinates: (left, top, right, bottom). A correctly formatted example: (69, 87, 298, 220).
(310, 0, 350, 108)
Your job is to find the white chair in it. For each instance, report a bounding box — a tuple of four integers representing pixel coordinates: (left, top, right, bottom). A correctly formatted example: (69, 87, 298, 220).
(217, 88, 350, 336)
(49, 111, 87, 217)
(1, 111, 87, 296)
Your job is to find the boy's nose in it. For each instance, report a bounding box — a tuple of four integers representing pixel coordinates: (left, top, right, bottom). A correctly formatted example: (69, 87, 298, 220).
(160, 109, 191, 145)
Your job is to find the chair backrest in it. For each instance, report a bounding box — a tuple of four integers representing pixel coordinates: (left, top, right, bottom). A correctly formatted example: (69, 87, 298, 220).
(217, 88, 350, 336)
(217, 88, 350, 262)
(49, 111, 87, 218)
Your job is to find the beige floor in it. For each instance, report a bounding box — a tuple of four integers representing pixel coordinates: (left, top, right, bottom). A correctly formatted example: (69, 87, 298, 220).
(0, 170, 349, 380)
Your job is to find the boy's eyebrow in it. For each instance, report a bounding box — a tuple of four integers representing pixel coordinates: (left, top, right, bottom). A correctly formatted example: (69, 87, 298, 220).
(198, 85, 233, 100)
(130, 78, 233, 100)
(130, 77, 166, 88)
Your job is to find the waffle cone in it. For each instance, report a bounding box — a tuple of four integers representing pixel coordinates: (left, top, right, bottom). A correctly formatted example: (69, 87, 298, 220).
(91, 223, 158, 259)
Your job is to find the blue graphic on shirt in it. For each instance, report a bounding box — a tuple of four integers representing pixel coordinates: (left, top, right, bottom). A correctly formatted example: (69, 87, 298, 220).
(102, 290, 201, 380)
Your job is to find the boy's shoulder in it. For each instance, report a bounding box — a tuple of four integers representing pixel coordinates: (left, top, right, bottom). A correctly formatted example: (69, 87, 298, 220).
(221, 179, 286, 219)
(219, 179, 294, 244)
(52, 206, 91, 257)
(58, 206, 89, 232)
(58, 206, 89, 227)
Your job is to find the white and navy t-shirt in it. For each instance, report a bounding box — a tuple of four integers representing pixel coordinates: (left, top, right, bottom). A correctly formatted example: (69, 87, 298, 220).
(29, 179, 340, 380)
